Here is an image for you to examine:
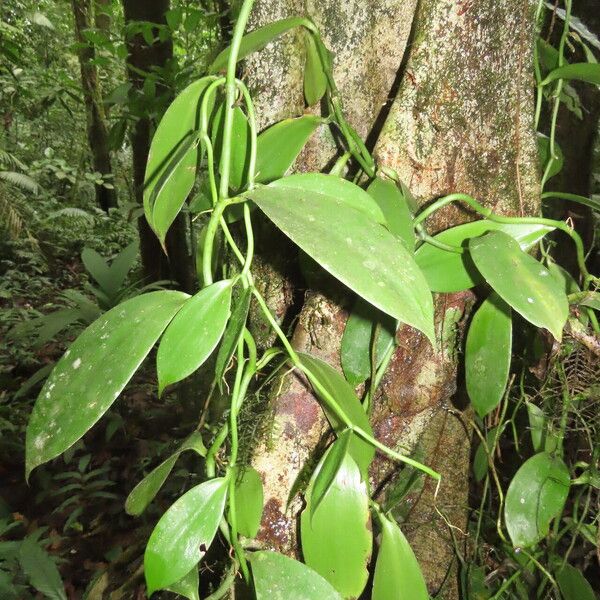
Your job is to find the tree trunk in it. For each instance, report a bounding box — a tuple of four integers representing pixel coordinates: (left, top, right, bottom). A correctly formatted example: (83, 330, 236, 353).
(71, 0, 117, 212)
(237, 0, 540, 597)
(121, 0, 196, 292)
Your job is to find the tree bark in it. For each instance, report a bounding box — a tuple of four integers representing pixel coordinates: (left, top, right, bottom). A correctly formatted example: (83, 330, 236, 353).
(121, 0, 196, 292)
(238, 0, 540, 597)
(71, 0, 117, 212)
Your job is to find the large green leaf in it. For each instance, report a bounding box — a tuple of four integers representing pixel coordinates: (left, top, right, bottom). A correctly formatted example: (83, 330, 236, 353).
(19, 537, 66, 600)
(504, 452, 570, 548)
(26, 291, 188, 478)
(144, 78, 213, 243)
(157, 280, 232, 395)
(366, 177, 415, 251)
(469, 231, 568, 340)
(556, 564, 597, 600)
(144, 477, 228, 595)
(304, 32, 327, 106)
(301, 453, 371, 598)
(255, 116, 322, 183)
(125, 431, 207, 516)
(341, 298, 396, 387)
(465, 293, 512, 418)
(542, 62, 600, 86)
(233, 466, 264, 539)
(249, 551, 343, 600)
(372, 515, 429, 600)
(269, 173, 386, 224)
(414, 221, 554, 292)
(537, 133, 564, 180)
(208, 17, 307, 73)
(248, 184, 435, 342)
(297, 352, 374, 477)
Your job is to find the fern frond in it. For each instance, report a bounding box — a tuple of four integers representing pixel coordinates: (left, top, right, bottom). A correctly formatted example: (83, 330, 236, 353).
(46, 207, 95, 224)
(0, 188, 24, 238)
(0, 170, 40, 194)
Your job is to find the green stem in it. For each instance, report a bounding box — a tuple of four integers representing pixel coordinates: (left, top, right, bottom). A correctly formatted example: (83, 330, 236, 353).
(202, 200, 230, 285)
(251, 287, 441, 481)
(219, 0, 255, 197)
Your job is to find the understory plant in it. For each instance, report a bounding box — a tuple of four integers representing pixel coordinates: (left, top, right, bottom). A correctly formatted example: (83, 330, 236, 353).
(25, 0, 600, 598)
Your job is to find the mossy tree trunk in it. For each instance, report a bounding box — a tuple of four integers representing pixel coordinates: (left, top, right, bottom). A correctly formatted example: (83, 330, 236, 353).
(240, 1, 540, 597)
(71, 0, 117, 212)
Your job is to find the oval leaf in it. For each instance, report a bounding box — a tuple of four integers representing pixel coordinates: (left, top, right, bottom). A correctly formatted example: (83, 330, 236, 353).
(144, 477, 228, 594)
(157, 281, 232, 395)
(372, 515, 429, 600)
(310, 429, 352, 520)
(249, 551, 343, 600)
(144, 78, 213, 242)
(233, 466, 264, 539)
(269, 173, 386, 224)
(469, 231, 568, 340)
(209, 17, 306, 73)
(125, 431, 207, 516)
(297, 352, 374, 477)
(465, 293, 512, 418)
(556, 564, 597, 600)
(415, 221, 554, 292)
(504, 452, 570, 548)
(304, 32, 327, 106)
(26, 291, 189, 478)
(301, 454, 371, 598)
(255, 116, 322, 183)
(366, 177, 415, 251)
(248, 184, 435, 342)
(341, 297, 396, 387)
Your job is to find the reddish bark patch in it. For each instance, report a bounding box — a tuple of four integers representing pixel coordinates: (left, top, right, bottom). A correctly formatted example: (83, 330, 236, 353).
(257, 498, 291, 549)
(278, 389, 321, 433)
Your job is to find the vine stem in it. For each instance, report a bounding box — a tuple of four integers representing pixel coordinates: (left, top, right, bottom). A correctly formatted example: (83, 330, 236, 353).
(250, 287, 441, 481)
(414, 192, 594, 287)
(218, 0, 255, 198)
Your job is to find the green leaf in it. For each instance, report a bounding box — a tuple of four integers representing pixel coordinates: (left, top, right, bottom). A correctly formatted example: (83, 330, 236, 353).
(571, 291, 600, 311)
(209, 17, 307, 73)
(542, 62, 600, 86)
(26, 291, 189, 478)
(465, 294, 512, 418)
(537, 133, 564, 180)
(144, 477, 228, 595)
(372, 515, 429, 600)
(556, 564, 597, 600)
(415, 221, 554, 292)
(469, 231, 568, 340)
(341, 297, 396, 387)
(248, 184, 435, 342)
(144, 78, 214, 242)
(214, 287, 251, 391)
(106, 241, 139, 298)
(125, 431, 207, 516)
(81, 248, 110, 292)
(504, 452, 570, 548)
(211, 104, 250, 191)
(366, 177, 415, 251)
(233, 466, 264, 539)
(165, 567, 199, 600)
(19, 537, 66, 600)
(270, 173, 386, 224)
(310, 430, 352, 520)
(249, 551, 343, 600)
(301, 454, 371, 598)
(526, 402, 546, 453)
(157, 281, 232, 395)
(255, 116, 322, 183)
(304, 32, 327, 106)
(297, 352, 374, 477)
